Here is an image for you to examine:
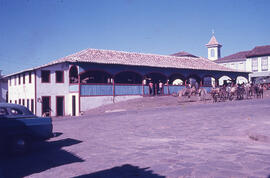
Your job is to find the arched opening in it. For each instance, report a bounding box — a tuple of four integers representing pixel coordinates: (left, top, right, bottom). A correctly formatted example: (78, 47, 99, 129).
(236, 76, 248, 84)
(80, 70, 112, 84)
(114, 71, 142, 84)
(187, 74, 201, 88)
(145, 72, 167, 95)
(202, 75, 216, 87)
(168, 73, 185, 85)
(219, 76, 232, 86)
(145, 72, 167, 83)
(69, 65, 78, 83)
(173, 79, 184, 85)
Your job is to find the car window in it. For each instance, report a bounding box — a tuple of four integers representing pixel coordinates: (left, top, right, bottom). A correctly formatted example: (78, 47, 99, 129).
(0, 107, 8, 116)
(10, 108, 23, 115)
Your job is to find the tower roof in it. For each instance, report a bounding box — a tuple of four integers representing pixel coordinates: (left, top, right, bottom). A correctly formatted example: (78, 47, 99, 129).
(206, 35, 222, 47)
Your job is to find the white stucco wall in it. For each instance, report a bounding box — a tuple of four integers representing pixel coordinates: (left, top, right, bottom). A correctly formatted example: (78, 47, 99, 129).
(219, 60, 246, 72)
(80, 95, 142, 112)
(247, 56, 270, 80)
(68, 93, 80, 116)
(8, 72, 35, 111)
(208, 47, 219, 61)
(36, 63, 70, 117)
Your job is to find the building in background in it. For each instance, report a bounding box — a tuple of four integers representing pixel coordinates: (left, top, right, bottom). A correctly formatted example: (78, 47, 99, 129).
(206, 35, 222, 61)
(0, 70, 8, 103)
(215, 45, 270, 84)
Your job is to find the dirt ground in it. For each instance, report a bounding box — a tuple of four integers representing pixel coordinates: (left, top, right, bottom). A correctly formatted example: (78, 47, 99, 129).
(1, 90, 270, 178)
(1, 91, 270, 178)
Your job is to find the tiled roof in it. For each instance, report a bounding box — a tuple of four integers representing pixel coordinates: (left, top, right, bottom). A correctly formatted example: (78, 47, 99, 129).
(206, 36, 221, 47)
(55, 48, 237, 71)
(246, 45, 270, 58)
(5, 48, 242, 77)
(170, 51, 198, 58)
(215, 50, 250, 63)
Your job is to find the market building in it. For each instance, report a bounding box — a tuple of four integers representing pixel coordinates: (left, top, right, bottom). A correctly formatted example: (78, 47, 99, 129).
(3, 46, 248, 117)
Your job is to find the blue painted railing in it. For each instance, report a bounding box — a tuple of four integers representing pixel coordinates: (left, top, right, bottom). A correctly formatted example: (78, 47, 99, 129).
(115, 85, 143, 95)
(168, 85, 185, 94)
(80, 84, 113, 96)
(163, 85, 169, 95)
(144, 85, 150, 95)
(79, 84, 212, 96)
(201, 86, 212, 93)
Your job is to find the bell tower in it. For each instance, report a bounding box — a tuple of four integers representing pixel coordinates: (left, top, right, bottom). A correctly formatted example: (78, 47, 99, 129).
(206, 32, 222, 61)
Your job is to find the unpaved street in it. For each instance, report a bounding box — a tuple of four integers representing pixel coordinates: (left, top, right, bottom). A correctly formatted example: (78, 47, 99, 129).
(1, 97, 270, 178)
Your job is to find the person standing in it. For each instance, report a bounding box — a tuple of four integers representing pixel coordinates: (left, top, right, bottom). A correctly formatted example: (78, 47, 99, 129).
(159, 81, 163, 95)
(149, 81, 153, 96)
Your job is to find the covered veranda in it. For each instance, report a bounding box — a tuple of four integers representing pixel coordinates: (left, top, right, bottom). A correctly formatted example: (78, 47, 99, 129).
(63, 48, 249, 113)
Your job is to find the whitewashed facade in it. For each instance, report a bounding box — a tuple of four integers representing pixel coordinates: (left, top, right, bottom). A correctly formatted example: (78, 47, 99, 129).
(6, 63, 79, 117)
(215, 47, 270, 83)
(246, 56, 270, 81)
(0, 71, 8, 103)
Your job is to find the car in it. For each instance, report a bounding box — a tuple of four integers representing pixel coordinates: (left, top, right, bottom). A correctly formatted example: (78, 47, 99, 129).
(0, 103, 53, 155)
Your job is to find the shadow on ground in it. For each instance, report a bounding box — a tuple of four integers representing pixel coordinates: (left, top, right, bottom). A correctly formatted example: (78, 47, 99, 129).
(0, 138, 84, 178)
(73, 164, 165, 178)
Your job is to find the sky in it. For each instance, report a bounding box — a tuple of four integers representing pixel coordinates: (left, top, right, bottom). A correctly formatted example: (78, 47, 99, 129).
(0, 0, 270, 75)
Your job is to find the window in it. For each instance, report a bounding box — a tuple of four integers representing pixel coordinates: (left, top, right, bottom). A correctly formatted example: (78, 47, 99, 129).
(9, 77, 11, 86)
(29, 72, 32, 83)
(31, 99, 34, 113)
(252, 58, 258, 72)
(19, 99, 21, 105)
(15, 100, 17, 104)
(56, 71, 64, 83)
(14, 76, 16, 86)
(41, 70, 50, 83)
(211, 49, 215, 57)
(23, 73, 25, 84)
(22, 99, 25, 106)
(27, 99, 29, 109)
(18, 74, 21, 85)
(261, 57, 268, 71)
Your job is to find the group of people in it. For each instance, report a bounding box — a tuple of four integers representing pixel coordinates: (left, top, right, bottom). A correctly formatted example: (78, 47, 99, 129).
(211, 81, 265, 102)
(149, 81, 164, 96)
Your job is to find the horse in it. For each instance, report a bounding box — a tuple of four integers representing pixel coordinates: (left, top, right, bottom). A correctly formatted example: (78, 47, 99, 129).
(244, 83, 253, 99)
(210, 87, 220, 102)
(197, 88, 208, 101)
(228, 85, 238, 100)
(254, 84, 263, 99)
(178, 87, 206, 101)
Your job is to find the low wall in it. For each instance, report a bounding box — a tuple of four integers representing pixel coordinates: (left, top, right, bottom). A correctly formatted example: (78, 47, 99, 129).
(80, 95, 142, 112)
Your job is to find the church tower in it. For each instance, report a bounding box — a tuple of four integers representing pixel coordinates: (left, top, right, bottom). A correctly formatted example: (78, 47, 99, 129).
(206, 34, 222, 61)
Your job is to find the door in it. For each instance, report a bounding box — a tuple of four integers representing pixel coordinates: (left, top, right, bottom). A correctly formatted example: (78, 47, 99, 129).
(72, 95, 76, 116)
(42, 96, 51, 116)
(56, 96, 64, 116)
